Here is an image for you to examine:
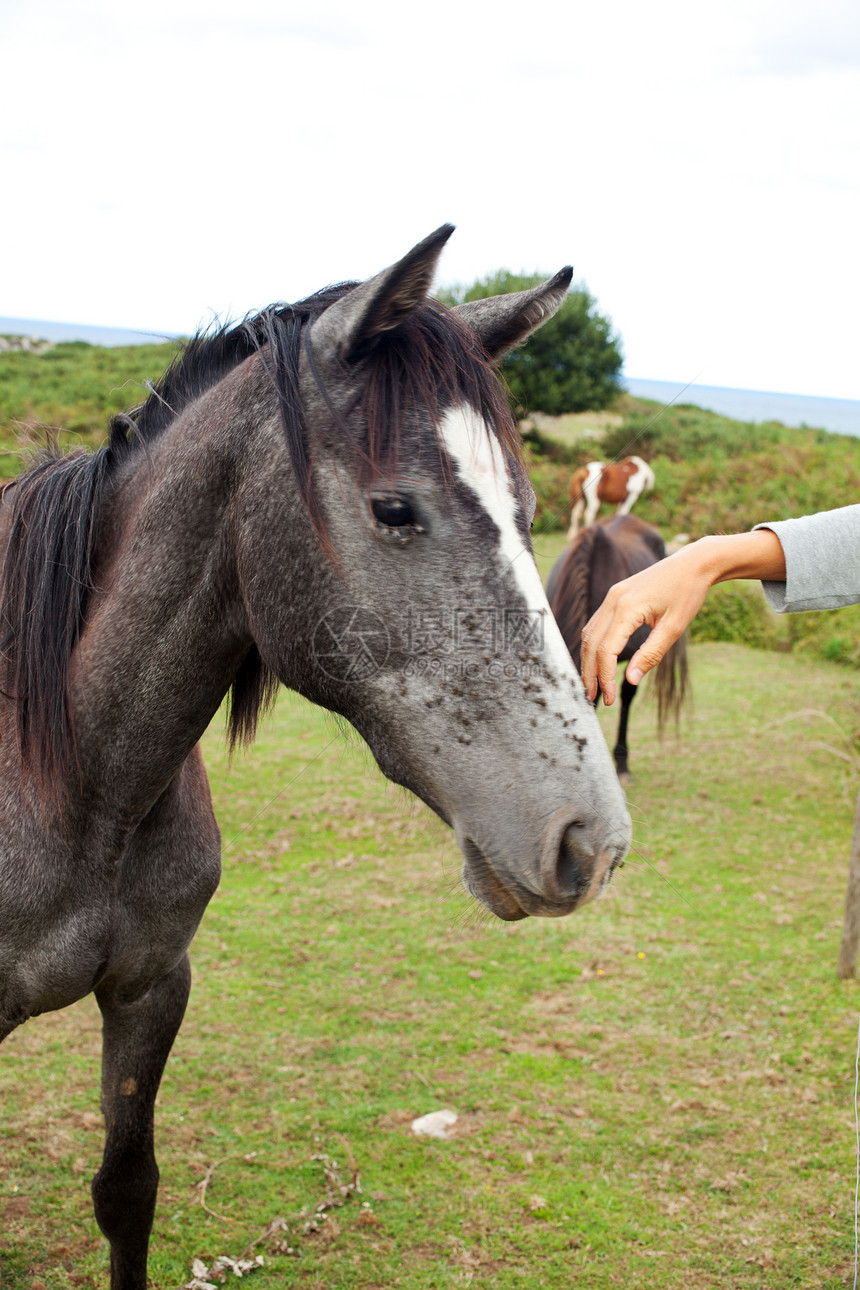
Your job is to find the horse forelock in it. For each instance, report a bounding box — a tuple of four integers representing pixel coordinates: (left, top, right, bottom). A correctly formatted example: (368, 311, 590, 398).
(299, 295, 522, 493)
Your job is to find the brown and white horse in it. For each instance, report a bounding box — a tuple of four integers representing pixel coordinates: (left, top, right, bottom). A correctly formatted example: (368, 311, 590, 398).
(566, 455, 655, 539)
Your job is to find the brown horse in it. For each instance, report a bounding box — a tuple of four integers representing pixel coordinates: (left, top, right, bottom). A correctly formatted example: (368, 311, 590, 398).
(567, 455, 655, 538)
(547, 514, 688, 782)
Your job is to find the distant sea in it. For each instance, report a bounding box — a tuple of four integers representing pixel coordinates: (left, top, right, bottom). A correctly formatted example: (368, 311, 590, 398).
(2, 316, 858, 440)
(0, 316, 178, 349)
(624, 376, 860, 440)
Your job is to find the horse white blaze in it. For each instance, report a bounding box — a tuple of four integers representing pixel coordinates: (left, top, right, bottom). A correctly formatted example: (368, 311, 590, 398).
(438, 406, 583, 692)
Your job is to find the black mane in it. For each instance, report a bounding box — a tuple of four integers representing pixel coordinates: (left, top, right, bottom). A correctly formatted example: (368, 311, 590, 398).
(0, 288, 520, 788)
(109, 285, 352, 455)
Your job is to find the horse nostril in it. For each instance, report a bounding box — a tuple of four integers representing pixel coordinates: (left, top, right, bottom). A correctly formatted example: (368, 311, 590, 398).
(554, 821, 590, 900)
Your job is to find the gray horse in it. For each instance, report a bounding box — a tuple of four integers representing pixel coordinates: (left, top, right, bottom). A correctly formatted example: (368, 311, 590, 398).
(0, 226, 631, 1288)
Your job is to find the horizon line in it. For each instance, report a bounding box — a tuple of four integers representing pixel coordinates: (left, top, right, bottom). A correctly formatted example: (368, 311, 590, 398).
(2, 315, 858, 408)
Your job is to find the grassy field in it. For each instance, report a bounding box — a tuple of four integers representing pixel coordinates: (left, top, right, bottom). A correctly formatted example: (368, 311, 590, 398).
(0, 340, 178, 479)
(2, 637, 860, 1289)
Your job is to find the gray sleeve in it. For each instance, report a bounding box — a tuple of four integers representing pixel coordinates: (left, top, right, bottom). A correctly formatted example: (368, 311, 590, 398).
(753, 505, 860, 612)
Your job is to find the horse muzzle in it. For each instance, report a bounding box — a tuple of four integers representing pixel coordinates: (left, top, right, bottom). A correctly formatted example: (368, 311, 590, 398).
(456, 807, 630, 921)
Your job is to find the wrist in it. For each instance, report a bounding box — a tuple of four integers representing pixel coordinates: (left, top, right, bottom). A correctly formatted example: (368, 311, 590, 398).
(693, 530, 786, 585)
(670, 535, 733, 590)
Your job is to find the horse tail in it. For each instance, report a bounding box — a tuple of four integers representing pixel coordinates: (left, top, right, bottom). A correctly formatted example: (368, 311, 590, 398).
(548, 526, 605, 672)
(653, 629, 689, 735)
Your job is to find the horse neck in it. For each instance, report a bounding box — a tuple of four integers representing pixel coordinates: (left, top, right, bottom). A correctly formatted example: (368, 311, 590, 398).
(70, 380, 273, 818)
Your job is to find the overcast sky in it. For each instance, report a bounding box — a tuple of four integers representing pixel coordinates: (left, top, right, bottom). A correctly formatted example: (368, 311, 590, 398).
(1, 0, 858, 399)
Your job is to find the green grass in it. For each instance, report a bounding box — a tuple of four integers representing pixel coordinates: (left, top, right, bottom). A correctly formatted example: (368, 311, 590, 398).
(2, 644, 860, 1288)
(0, 341, 179, 478)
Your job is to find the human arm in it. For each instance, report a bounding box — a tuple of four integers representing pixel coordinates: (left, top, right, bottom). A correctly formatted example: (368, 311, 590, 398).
(752, 505, 860, 612)
(580, 528, 786, 706)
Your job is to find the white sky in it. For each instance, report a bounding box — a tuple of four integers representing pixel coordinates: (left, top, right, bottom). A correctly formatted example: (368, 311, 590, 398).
(1, 0, 858, 399)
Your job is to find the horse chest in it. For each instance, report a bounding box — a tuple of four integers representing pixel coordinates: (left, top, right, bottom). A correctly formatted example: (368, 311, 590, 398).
(0, 843, 114, 1025)
(0, 796, 220, 1019)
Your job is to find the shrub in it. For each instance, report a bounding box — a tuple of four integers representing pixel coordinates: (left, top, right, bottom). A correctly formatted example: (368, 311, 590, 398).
(688, 583, 860, 670)
(440, 272, 623, 414)
(689, 581, 789, 652)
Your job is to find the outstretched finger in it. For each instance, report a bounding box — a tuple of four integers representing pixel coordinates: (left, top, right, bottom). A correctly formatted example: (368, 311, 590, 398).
(625, 619, 679, 686)
(582, 616, 641, 705)
(583, 599, 652, 701)
(581, 615, 615, 702)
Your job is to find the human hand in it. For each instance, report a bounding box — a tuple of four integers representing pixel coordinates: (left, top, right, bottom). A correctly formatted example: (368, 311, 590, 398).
(580, 548, 710, 706)
(580, 530, 786, 706)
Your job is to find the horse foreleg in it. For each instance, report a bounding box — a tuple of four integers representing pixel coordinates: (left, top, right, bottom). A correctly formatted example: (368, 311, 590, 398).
(583, 492, 601, 528)
(566, 498, 585, 540)
(613, 676, 638, 784)
(92, 954, 191, 1290)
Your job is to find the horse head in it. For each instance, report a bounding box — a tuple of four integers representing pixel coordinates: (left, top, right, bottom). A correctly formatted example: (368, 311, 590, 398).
(235, 227, 632, 920)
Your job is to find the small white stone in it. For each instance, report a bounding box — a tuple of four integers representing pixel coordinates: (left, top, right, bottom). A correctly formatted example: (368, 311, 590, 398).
(410, 1109, 458, 1139)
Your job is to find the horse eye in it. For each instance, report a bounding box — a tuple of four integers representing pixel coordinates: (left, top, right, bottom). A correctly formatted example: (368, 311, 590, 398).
(371, 496, 415, 528)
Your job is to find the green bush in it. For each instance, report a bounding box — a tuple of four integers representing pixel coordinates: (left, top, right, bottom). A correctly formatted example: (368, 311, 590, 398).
(522, 447, 573, 533)
(440, 271, 623, 414)
(529, 397, 860, 541)
(689, 581, 789, 652)
(787, 604, 860, 667)
(688, 582, 860, 670)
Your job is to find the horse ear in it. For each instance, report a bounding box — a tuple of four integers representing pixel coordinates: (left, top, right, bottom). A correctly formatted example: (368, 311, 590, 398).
(311, 224, 455, 364)
(452, 268, 573, 359)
